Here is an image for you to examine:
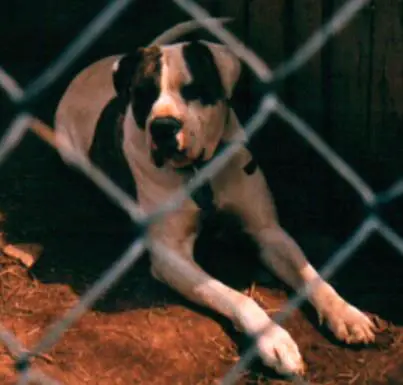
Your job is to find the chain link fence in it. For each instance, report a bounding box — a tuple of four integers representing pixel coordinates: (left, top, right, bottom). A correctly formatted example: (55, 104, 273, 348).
(0, 0, 401, 383)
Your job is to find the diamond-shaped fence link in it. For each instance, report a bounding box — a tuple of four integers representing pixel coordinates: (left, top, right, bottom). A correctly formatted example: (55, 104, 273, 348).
(0, 0, 402, 384)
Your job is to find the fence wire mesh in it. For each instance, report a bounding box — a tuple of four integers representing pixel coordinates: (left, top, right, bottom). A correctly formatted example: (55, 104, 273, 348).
(0, 0, 401, 383)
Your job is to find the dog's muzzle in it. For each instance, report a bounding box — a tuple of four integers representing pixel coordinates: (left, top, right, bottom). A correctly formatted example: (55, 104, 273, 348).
(150, 117, 182, 153)
(150, 117, 187, 166)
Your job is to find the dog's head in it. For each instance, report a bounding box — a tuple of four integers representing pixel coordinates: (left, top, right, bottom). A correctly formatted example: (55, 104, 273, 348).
(112, 40, 241, 168)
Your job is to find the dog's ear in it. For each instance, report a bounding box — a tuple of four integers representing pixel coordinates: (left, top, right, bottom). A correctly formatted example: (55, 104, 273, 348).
(112, 49, 143, 100)
(203, 42, 241, 99)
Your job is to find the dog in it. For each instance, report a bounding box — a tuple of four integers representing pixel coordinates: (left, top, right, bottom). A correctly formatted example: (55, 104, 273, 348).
(55, 19, 376, 376)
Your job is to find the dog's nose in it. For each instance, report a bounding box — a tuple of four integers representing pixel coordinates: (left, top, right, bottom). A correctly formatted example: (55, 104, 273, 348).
(150, 117, 182, 146)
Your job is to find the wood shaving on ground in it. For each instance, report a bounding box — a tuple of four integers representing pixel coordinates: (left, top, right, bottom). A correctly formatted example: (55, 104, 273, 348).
(0, 233, 42, 268)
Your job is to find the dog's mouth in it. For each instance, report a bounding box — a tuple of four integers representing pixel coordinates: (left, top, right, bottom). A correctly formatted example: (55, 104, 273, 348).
(150, 139, 190, 168)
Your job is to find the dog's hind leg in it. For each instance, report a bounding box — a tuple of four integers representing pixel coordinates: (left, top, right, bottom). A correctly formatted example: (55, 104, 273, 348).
(148, 213, 305, 375)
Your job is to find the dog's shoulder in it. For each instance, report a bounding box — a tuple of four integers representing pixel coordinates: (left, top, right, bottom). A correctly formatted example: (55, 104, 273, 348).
(55, 56, 121, 154)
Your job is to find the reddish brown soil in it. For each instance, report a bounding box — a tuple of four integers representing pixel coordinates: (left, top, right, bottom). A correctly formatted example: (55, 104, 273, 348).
(0, 243, 402, 385)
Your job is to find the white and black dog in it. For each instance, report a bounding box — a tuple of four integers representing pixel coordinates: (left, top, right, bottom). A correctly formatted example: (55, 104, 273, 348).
(55, 19, 376, 375)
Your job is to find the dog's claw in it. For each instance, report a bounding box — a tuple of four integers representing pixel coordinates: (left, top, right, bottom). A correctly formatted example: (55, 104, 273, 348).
(256, 323, 306, 376)
(322, 301, 376, 344)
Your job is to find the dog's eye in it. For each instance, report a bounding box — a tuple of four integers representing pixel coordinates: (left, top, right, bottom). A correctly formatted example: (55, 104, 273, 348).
(132, 82, 159, 128)
(181, 83, 204, 102)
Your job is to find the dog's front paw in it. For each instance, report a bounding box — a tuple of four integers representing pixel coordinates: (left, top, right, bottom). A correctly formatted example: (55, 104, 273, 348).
(322, 301, 376, 344)
(237, 299, 305, 375)
(256, 323, 306, 375)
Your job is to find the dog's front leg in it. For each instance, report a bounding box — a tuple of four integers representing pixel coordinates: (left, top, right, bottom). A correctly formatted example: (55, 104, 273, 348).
(216, 148, 376, 345)
(148, 213, 305, 375)
(252, 226, 376, 344)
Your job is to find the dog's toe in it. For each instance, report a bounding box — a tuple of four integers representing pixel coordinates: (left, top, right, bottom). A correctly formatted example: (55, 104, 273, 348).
(324, 301, 376, 344)
(256, 323, 306, 376)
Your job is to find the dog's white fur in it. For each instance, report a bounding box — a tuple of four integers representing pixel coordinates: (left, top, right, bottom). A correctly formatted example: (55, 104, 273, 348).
(55, 22, 376, 376)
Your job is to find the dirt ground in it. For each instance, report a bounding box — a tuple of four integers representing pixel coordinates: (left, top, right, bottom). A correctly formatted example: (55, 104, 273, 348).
(0, 245, 402, 385)
(0, 133, 403, 385)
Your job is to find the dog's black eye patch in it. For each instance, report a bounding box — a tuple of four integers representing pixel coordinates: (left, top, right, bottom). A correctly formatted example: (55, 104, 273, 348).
(132, 80, 159, 128)
(182, 41, 225, 106)
(180, 83, 199, 101)
(180, 83, 210, 103)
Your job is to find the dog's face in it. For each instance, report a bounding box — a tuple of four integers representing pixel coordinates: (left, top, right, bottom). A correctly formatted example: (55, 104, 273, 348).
(113, 41, 241, 168)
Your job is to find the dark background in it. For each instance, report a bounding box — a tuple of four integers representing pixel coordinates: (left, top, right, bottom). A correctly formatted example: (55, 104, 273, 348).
(0, 0, 402, 275)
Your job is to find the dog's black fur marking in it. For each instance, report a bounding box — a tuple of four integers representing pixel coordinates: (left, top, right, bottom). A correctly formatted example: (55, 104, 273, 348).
(181, 41, 226, 106)
(243, 158, 258, 175)
(89, 97, 138, 199)
(132, 46, 162, 129)
(113, 46, 162, 129)
(113, 51, 142, 103)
